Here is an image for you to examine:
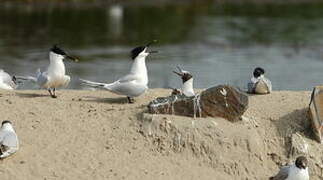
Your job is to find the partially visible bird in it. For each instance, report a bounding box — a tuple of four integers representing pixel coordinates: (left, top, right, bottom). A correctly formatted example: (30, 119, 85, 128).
(0, 69, 18, 90)
(80, 40, 158, 103)
(16, 45, 78, 98)
(172, 66, 195, 97)
(0, 120, 19, 159)
(247, 67, 272, 94)
(269, 156, 309, 180)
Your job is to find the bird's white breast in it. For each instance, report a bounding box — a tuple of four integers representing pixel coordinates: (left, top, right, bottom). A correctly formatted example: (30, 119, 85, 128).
(129, 56, 148, 85)
(46, 52, 69, 88)
(286, 166, 309, 180)
(48, 60, 66, 76)
(182, 78, 195, 97)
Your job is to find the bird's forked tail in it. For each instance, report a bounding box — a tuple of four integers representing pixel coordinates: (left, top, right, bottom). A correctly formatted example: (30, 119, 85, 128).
(79, 79, 108, 89)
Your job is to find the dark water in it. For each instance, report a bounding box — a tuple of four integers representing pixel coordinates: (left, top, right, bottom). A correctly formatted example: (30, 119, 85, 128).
(1, 2, 323, 90)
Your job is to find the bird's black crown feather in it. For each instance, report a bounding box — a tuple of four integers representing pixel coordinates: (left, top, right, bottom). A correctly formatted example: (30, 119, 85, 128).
(253, 67, 265, 78)
(2, 120, 11, 126)
(130, 46, 146, 60)
(51, 45, 66, 56)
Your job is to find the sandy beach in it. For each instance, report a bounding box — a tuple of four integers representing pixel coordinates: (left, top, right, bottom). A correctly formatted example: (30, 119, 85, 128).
(0, 89, 322, 179)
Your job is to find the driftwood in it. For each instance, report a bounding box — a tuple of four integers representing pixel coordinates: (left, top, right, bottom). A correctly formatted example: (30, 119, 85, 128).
(308, 86, 323, 143)
(148, 85, 249, 121)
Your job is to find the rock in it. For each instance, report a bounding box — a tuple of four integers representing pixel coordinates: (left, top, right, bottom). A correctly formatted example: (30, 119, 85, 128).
(148, 85, 248, 122)
(289, 133, 309, 157)
(308, 86, 323, 143)
(268, 153, 282, 166)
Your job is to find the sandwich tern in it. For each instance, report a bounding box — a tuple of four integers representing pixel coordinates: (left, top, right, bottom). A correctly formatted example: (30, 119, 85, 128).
(270, 156, 309, 180)
(172, 66, 195, 97)
(0, 121, 19, 159)
(0, 69, 18, 90)
(80, 41, 158, 103)
(16, 45, 78, 98)
(247, 67, 272, 94)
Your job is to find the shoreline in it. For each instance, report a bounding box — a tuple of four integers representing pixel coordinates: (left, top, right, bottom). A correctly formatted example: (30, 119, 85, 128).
(1, 0, 323, 9)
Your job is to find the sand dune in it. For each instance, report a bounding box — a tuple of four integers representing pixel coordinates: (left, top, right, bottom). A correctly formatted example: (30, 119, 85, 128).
(0, 89, 322, 180)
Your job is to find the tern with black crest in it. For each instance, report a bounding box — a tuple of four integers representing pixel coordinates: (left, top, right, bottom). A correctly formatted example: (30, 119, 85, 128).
(0, 120, 19, 159)
(270, 156, 309, 180)
(247, 67, 272, 94)
(80, 40, 158, 103)
(172, 66, 195, 97)
(16, 45, 78, 98)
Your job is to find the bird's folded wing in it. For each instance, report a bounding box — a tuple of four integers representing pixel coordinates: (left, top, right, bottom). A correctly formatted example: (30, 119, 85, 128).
(1, 131, 18, 148)
(247, 82, 255, 93)
(36, 72, 49, 86)
(270, 166, 289, 180)
(15, 69, 48, 85)
(0, 132, 18, 159)
(118, 73, 138, 83)
(263, 77, 272, 92)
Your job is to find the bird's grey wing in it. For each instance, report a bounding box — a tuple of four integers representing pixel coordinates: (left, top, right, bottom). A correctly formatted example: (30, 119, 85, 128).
(1, 131, 18, 148)
(36, 71, 49, 87)
(15, 76, 37, 82)
(247, 82, 255, 93)
(264, 77, 272, 92)
(118, 73, 138, 83)
(15, 68, 42, 83)
(270, 166, 290, 180)
(0, 131, 18, 159)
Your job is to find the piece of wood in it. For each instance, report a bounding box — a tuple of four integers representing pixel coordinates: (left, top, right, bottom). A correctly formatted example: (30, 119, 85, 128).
(308, 86, 323, 143)
(148, 85, 249, 121)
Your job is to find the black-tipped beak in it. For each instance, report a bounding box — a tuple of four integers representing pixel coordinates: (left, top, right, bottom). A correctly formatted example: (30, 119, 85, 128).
(177, 66, 184, 73)
(65, 55, 79, 62)
(173, 65, 184, 76)
(146, 40, 157, 47)
(173, 71, 183, 77)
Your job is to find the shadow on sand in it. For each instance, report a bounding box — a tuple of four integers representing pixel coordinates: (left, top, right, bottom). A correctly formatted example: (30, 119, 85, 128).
(15, 92, 50, 98)
(81, 96, 129, 104)
(273, 107, 314, 153)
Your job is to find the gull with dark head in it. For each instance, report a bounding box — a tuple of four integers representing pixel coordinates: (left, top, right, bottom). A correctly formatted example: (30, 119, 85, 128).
(80, 40, 158, 103)
(0, 120, 19, 159)
(0, 70, 18, 90)
(16, 45, 78, 98)
(172, 66, 195, 97)
(270, 156, 309, 180)
(247, 67, 272, 94)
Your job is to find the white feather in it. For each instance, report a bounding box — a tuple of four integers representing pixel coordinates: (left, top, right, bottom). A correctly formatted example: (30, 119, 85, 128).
(286, 165, 309, 180)
(0, 123, 19, 159)
(17, 51, 71, 90)
(0, 69, 16, 90)
(182, 78, 195, 97)
(80, 50, 149, 97)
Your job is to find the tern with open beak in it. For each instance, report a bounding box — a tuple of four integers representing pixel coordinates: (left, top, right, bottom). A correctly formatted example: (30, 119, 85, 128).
(172, 66, 195, 97)
(80, 40, 158, 103)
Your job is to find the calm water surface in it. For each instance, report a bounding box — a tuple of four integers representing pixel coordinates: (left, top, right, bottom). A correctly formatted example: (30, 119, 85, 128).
(1, 2, 323, 90)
